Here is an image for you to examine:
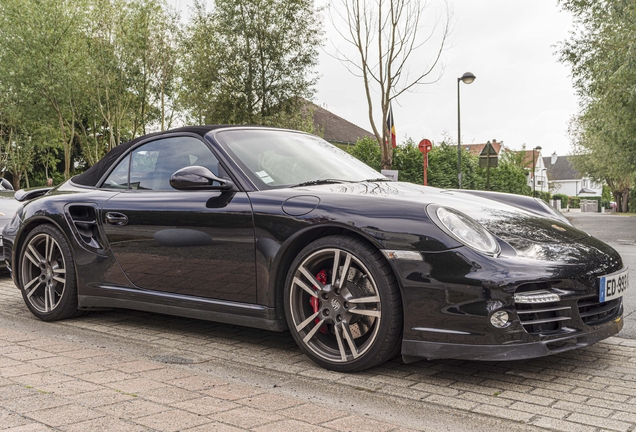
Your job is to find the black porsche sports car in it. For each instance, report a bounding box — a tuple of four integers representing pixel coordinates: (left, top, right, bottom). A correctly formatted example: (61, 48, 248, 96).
(3, 126, 628, 371)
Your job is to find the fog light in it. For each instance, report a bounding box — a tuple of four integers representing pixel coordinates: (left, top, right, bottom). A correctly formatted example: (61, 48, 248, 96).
(490, 311, 510, 328)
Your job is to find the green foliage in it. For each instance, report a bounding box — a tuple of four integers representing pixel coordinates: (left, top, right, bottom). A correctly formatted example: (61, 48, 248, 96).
(180, 0, 323, 127)
(533, 191, 551, 203)
(392, 139, 423, 183)
(348, 137, 382, 172)
(559, 0, 635, 212)
(552, 194, 569, 208)
(568, 196, 580, 209)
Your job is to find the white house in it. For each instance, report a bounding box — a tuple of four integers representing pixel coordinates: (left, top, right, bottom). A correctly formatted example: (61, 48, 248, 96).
(522, 148, 548, 193)
(543, 153, 602, 197)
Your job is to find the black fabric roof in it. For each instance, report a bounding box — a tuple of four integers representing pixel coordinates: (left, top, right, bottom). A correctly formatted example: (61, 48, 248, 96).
(72, 125, 231, 187)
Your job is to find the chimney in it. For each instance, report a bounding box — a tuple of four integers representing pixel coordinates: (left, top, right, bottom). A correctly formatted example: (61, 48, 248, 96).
(551, 152, 557, 165)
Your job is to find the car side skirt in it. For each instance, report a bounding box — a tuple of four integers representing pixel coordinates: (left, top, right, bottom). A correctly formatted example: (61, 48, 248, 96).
(78, 285, 287, 332)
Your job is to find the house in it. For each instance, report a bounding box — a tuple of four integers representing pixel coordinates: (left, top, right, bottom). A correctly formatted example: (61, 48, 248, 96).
(543, 153, 602, 197)
(461, 139, 504, 157)
(520, 148, 548, 193)
(305, 102, 374, 147)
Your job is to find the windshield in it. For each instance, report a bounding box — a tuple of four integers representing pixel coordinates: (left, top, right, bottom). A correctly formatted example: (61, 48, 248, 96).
(214, 129, 385, 189)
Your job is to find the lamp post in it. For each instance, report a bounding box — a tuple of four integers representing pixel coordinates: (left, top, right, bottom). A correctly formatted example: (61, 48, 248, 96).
(532, 145, 542, 195)
(457, 72, 476, 189)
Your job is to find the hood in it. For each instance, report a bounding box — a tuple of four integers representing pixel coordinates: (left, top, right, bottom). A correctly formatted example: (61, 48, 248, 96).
(301, 181, 589, 245)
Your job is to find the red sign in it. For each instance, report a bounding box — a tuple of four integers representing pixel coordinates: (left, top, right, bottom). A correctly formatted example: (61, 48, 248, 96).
(418, 139, 433, 154)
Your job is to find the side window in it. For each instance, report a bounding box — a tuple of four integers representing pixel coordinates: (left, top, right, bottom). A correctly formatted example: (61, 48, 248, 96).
(100, 137, 222, 191)
(129, 136, 221, 191)
(101, 155, 130, 189)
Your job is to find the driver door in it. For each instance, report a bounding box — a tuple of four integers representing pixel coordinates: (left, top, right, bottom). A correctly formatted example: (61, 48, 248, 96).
(100, 135, 257, 304)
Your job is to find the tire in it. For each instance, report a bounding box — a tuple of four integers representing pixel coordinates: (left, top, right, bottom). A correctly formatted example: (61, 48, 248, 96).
(284, 235, 402, 372)
(19, 224, 79, 321)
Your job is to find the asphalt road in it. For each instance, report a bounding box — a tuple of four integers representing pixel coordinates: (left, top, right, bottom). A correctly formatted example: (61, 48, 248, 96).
(567, 211, 636, 339)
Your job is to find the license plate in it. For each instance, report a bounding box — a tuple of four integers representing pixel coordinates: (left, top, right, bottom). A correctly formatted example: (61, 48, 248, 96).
(599, 268, 629, 302)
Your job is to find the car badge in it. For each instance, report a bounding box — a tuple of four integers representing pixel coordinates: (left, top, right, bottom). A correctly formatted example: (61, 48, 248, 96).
(551, 224, 566, 232)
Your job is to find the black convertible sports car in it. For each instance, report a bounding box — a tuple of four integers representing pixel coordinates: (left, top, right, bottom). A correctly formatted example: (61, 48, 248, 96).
(3, 126, 629, 371)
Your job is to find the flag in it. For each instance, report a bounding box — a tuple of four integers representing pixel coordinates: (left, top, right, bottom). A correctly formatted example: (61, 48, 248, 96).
(386, 104, 396, 148)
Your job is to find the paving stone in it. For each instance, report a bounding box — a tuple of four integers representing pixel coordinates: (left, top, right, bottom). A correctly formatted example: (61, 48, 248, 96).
(553, 400, 613, 417)
(96, 398, 167, 419)
(58, 416, 148, 432)
(235, 393, 303, 412)
(167, 374, 227, 391)
(2, 424, 53, 432)
(532, 416, 597, 432)
(472, 404, 535, 423)
(1, 392, 72, 414)
(182, 422, 245, 432)
(173, 396, 239, 416)
(321, 414, 397, 432)
(65, 388, 137, 408)
(202, 384, 264, 401)
(252, 419, 331, 432)
(136, 384, 202, 404)
(103, 377, 167, 394)
(133, 408, 212, 431)
(210, 406, 284, 428)
(0, 407, 31, 429)
(423, 394, 478, 411)
(508, 401, 568, 419)
(566, 412, 632, 432)
(27, 403, 105, 427)
(278, 403, 348, 425)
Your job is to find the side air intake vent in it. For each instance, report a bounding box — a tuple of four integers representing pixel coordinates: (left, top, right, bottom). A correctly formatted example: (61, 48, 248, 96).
(68, 205, 102, 249)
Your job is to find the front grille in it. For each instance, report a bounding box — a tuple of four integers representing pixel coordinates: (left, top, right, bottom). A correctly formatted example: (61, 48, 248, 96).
(578, 296, 621, 326)
(515, 303, 571, 335)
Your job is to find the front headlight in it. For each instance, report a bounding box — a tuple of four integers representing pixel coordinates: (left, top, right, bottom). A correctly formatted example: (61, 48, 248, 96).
(428, 205, 500, 256)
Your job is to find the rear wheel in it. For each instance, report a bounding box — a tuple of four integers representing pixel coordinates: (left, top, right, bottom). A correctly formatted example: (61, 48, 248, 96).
(19, 225, 79, 321)
(284, 235, 402, 372)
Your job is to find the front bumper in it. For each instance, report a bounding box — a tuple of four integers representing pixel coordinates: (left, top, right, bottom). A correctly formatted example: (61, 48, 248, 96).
(402, 315, 623, 362)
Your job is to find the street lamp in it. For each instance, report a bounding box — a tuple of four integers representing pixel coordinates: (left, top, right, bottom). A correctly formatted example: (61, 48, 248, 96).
(457, 72, 476, 189)
(532, 145, 542, 195)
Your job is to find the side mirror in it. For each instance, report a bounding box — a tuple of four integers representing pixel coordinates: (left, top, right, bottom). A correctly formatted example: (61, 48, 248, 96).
(169, 166, 235, 191)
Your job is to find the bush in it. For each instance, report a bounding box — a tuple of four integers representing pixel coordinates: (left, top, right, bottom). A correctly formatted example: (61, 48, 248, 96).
(392, 143, 424, 184)
(568, 196, 580, 208)
(552, 194, 569, 208)
(348, 137, 381, 172)
(533, 191, 551, 202)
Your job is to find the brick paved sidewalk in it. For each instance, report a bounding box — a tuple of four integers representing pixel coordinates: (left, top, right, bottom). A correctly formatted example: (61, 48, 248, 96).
(1, 275, 635, 432)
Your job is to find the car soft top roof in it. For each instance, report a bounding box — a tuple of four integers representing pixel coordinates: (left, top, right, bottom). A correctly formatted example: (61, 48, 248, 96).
(72, 125, 232, 187)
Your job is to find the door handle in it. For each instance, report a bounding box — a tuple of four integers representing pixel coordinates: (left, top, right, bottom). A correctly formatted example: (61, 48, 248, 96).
(105, 212, 128, 226)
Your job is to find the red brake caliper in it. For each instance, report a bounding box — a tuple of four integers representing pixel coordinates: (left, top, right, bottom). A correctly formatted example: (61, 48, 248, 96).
(310, 270, 329, 334)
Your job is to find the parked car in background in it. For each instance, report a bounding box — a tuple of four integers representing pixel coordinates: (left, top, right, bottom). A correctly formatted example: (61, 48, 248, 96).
(1, 126, 629, 371)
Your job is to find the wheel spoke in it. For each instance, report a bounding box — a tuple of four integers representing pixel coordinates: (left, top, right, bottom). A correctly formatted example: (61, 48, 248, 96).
(24, 250, 39, 266)
(331, 249, 340, 286)
(46, 237, 55, 261)
(341, 323, 360, 359)
(52, 276, 66, 284)
(337, 253, 352, 289)
(302, 318, 325, 344)
(349, 308, 381, 318)
(298, 266, 325, 291)
(347, 296, 380, 304)
(44, 285, 50, 312)
(334, 324, 347, 361)
(293, 277, 318, 298)
(25, 277, 41, 298)
(53, 267, 66, 274)
(47, 285, 56, 310)
(28, 244, 45, 263)
(296, 310, 320, 332)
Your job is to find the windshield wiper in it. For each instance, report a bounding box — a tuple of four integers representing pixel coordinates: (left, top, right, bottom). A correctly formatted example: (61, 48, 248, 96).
(291, 179, 350, 188)
(362, 177, 392, 182)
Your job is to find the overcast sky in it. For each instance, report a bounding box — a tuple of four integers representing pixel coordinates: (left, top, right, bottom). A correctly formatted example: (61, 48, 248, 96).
(171, 0, 579, 157)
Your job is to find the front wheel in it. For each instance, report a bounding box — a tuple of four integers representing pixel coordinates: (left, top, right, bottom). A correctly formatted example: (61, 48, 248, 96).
(19, 224, 79, 321)
(284, 235, 402, 372)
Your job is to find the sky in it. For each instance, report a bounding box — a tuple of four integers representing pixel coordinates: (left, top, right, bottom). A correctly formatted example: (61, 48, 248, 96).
(170, 0, 580, 157)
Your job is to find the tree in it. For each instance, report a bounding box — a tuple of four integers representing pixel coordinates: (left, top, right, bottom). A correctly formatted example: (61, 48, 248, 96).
(559, 0, 636, 211)
(330, 0, 450, 170)
(180, 0, 323, 128)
